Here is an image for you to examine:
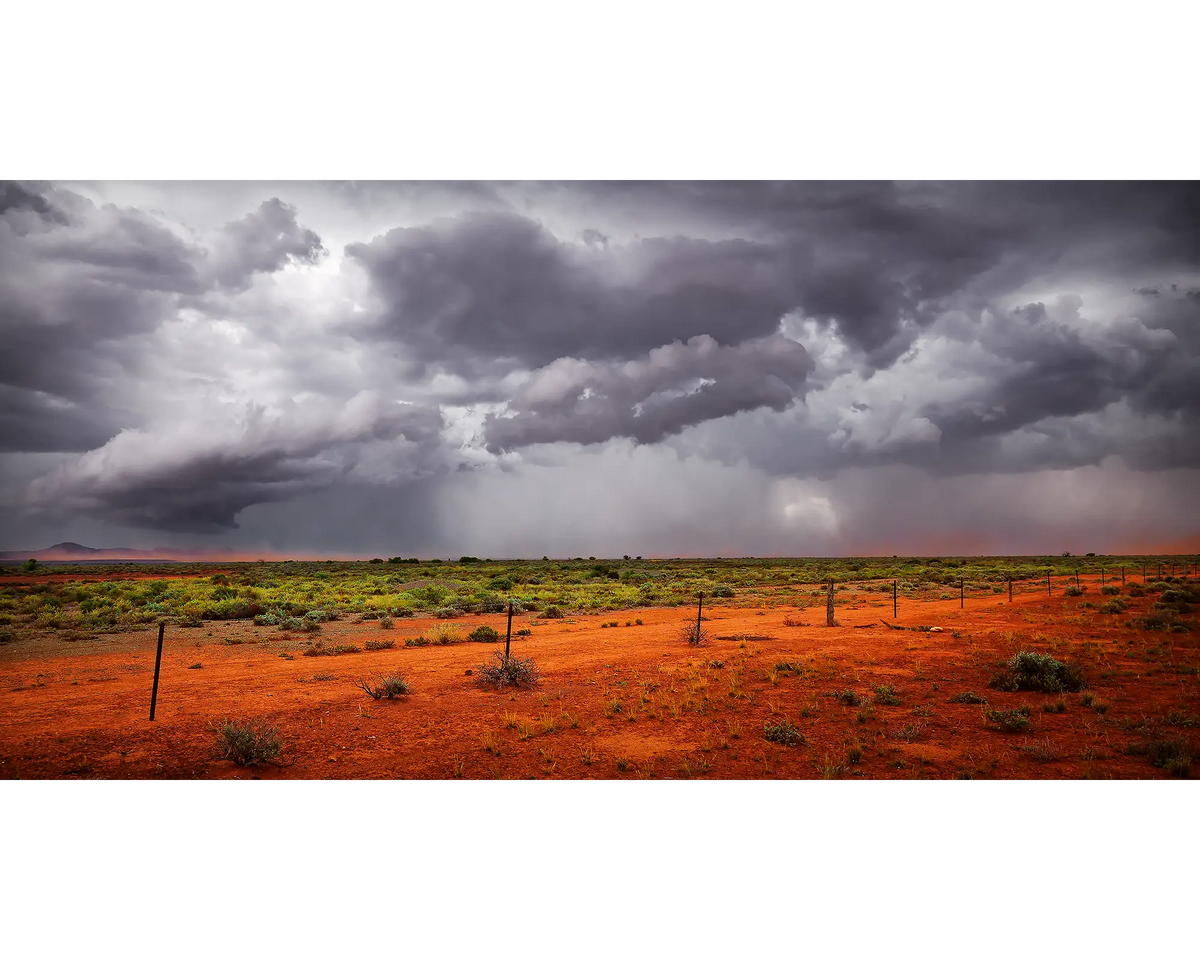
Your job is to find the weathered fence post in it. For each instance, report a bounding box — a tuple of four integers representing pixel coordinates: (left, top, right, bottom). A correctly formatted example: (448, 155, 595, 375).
(1047, 571, 1051, 596)
(1008, 577, 1013, 602)
(1143, 563, 1147, 583)
(960, 576, 964, 609)
(893, 579, 897, 618)
(697, 591, 704, 637)
(1122, 566, 1125, 585)
(505, 601, 513, 659)
(1075, 569, 1080, 587)
(149, 622, 165, 721)
(826, 579, 835, 627)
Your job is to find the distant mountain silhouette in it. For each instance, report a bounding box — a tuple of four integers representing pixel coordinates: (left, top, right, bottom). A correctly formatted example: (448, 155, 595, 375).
(0, 542, 242, 561)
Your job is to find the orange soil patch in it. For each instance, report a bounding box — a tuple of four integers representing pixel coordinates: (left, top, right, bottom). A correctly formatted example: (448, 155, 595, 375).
(1, 576, 1197, 779)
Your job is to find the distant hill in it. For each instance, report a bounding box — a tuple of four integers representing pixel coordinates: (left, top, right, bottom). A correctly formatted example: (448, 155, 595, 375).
(0, 542, 240, 562)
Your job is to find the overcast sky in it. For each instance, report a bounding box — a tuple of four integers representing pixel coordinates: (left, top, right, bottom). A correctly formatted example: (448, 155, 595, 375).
(1, 180, 1197, 557)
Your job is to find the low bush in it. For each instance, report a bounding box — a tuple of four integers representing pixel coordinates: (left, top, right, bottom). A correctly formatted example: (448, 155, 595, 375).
(679, 620, 710, 646)
(476, 652, 540, 689)
(355, 673, 412, 699)
(1146, 739, 1191, 777)
(541, 605, 563, 619)
(989, 651, 1084, 693)
(763, 720, 804, 746)
(949, 691, 988, 704)
(214, 720, 283, 766)
(1099, 584, 1121, 596)
(872, 685, 900, 706)
(469, 625, 500, 643)
(833, 689, 862, 707)
(378, 615, 394, 630)
(1064, 584, 1085, 597)
(984, 706, 1032, 732)
(364, 639, 395, 651)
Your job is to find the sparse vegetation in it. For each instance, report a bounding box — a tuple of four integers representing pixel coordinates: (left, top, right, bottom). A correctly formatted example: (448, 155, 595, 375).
(872, 685, 900, 706)
(477, 652, 540, 689)
(468, 625, 500, 643)
(984, 705, 1032, 732)
(989, 651, 1084, 693)
(949, 691, 987, 704)
(214, 720, 283, 766)
(354, 673, 412, 699)
(763, 719, 804, 746)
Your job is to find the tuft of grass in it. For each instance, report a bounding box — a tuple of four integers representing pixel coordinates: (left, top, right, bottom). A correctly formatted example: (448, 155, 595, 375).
(429, 624, 462, 645)
(984, 705, 1032, 732)
(763, 719, 805, 746)
(872, 685, 900, 706)
(214, 720, 283, 766)
(354, 673, 412, 699)
(1042, 699, 1067, 714)
(1146, 739, 1192, 776)
(949, 691, 988, 704)
(679, 620, 711, 646)
(833, 689, 862, 706)
(364, 639, 395, 651)
(378, 615, 394, 630)
(541, 605, 563, 619)
(187, 662, 203, 669)
(1064, 584, 1085, 597)
(476, 652, 540, 689)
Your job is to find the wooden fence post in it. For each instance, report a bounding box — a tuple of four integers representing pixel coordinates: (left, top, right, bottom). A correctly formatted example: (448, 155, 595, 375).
(697, 592, 704, 637)
(505, 601, 513, 659)
(893, 579, 897, 618)
(960, 576, 964, 608)
(149, 622, 165, 721)
(1047, 571, 1051, 595)
(1008, 577, 1012, 602)
(826, 579, 835, 627)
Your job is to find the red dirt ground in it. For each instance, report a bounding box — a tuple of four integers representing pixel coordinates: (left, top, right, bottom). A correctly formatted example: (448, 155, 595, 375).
(1, 575, 1197, 779)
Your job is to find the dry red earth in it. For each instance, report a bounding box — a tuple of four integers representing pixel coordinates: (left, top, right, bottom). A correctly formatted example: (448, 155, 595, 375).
(2, 575, 1197, 779)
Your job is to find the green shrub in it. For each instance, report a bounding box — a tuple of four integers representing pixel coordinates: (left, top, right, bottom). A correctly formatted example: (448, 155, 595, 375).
(984, 706, 1032, 732)
(872, 685, 900, 706)
(469, 625, 500, 643)
(541, 605, 563, 619)
(378, 615, 394, 629)
(949, 691, 988, 704)
(364, 639, 395, 651)
(834, 689, 862, 706)
(1146, 739, 1191, 777)
(1100, 584, 1121, 596)
(763, 720, 804, 746)
(990, 651, 1084, 693)
(214, 720, 283, 766)
(1064, 584, 1085, 597)
(711, 585, 735, 598)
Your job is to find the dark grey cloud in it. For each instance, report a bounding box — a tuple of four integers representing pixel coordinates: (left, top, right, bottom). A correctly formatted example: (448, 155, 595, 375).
(23, 395, 445, 532)
(347, 183, 1200, 375)
(2, 181, 1199, 554)
(0, 183, 329, 458)
(346, 211, 801, 370)
(210, 198, 327, 291)
(484, 334, 812, 450)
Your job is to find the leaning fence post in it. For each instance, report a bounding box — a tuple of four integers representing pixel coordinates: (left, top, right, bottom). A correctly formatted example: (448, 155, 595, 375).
(826, 579, 835, 627)
(1047, 571, 1051, 596)
(893, 579, 897, 618)
(1122, 566, 1125, 585)
(1008, 577, 1012, 602)
(149, 622, 165, 721)
(960, 576, 964, 608)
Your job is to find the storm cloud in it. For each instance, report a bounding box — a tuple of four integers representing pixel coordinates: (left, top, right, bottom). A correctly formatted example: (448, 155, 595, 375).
(1, 181, 1198, 554)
